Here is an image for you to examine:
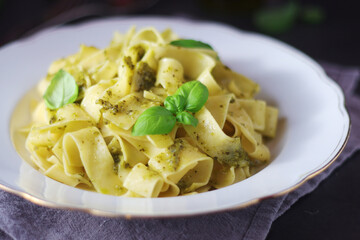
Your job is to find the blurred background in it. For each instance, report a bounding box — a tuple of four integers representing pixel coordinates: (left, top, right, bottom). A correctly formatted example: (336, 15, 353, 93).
(1, 0, 359, 239)
(0, 0, 359, 65)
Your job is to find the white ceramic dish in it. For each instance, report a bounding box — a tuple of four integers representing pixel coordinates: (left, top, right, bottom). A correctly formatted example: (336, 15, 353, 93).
(0, 17, 349, 217)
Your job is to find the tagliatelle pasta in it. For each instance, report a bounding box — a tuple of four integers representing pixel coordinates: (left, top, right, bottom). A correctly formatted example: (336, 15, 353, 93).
(22, 26, 279, 197)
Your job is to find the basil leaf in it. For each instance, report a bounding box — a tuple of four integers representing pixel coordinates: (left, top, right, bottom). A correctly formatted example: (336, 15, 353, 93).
(164, 95, 186, 114)
(170, 39, 214, 50)
(176, 81, 209, 113)
(132, 106, 176, 136)
(43, 69, 79, 110)
(176, 111, 198, 127)
(254, 1, 300, 34)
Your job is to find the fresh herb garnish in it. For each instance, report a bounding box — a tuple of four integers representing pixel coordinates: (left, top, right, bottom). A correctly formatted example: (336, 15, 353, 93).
(174, 80, 209, 113)
(176, 111, 198, 127)
(132, 81, 209, 136)
(43, 69, 78, 110)
(132, 106, 177, 136)
(170, 39, 214, 50)
(164, 95, 186, 114)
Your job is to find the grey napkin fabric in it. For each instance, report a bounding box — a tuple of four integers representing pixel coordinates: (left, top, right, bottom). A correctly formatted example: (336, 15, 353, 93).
(0, 63, 359, 240)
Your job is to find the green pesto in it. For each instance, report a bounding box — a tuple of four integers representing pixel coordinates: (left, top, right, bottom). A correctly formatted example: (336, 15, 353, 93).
(124, 56, 134, 70)
(176, 166, 201, 194)
(176, 179, 192, 194)
(106, 89, 112, 97)
(135, 62, 156, 91)
(95, 99, 120, 114)
(111, 152, 122, 163)
(49, 115, 57, 124)
(214, 146, 249, 167)
(110, 149, 123, 175)
(134, 46, 146, 62)
(167, 139, 185, 170)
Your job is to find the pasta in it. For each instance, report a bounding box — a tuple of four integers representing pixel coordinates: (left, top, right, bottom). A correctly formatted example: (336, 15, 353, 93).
(22, 26, 279, 197)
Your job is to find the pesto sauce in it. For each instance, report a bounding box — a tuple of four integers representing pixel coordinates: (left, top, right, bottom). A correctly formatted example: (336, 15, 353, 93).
(124, 56, 134, 70)
(177, 167, 199, 194)
(95, 99, 120, 114)
(109, 147, 123, 175)
(135, 62, 156, 91)
(167, 139, 185, 170)
(45, 106, 58, 124)
(215, 146, 249, 167)
(49, 115, 57, 124)
(177, 179, 192, 194)
(134, 46, 145, 62)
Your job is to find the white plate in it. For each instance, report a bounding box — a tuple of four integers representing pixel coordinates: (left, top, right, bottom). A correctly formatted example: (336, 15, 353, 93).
(0, 17, 350, 217)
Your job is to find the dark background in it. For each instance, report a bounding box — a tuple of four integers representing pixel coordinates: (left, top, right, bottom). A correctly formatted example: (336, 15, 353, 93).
(1, 0, 360, 239)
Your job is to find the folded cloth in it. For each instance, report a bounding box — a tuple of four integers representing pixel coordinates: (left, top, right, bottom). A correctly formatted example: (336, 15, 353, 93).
(0, 63, 359, 240)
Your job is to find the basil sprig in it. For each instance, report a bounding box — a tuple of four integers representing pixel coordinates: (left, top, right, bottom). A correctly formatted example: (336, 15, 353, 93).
(164, 95, 186, 114)
(175, 81, 209, 113)
(43, 69, 79, 110)
(132, 81, 209, 136)
(170, 39, 214, 50)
